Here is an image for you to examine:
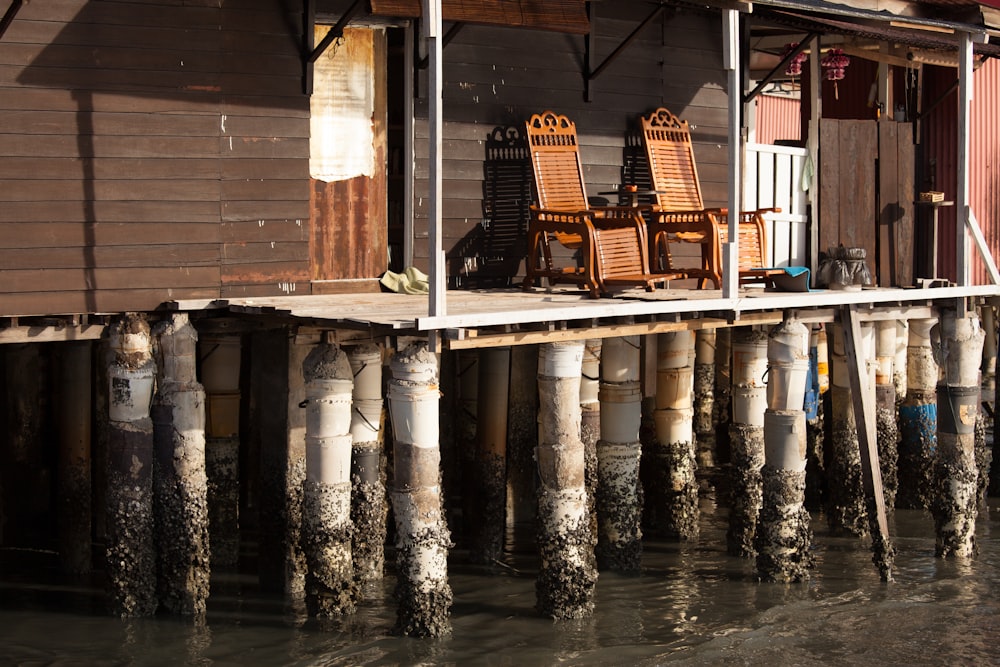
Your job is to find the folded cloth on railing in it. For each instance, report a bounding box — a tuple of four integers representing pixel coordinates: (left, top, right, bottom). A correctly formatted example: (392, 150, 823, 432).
(380, 267, 429, 294)
(766, 266, 812, 292)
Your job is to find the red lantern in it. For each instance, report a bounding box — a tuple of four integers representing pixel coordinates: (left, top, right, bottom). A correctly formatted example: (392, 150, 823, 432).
(781, 42, 808, 78)
(821, 48, 850, 99)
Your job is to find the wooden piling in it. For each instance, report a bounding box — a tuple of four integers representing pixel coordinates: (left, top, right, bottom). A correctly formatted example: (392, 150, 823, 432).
(470, 346, 509, 565)
(56, 340, 93, 575)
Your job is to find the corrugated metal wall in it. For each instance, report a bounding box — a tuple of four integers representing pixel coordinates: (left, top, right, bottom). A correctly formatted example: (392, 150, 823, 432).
(755, 94, 801, 145)
(922, 58, 1000, 285)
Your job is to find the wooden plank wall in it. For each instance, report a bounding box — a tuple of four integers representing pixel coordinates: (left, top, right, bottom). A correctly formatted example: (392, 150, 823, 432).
(819, 119, 877, 267)
(0, 0, 310, 317)
(878, 122, 915, 287)
(409, 3, 728, 287)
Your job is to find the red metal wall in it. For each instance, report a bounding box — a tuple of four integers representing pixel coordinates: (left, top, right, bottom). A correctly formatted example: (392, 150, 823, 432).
(755, 94, 801, 145)
(922, 58, 1000, 285)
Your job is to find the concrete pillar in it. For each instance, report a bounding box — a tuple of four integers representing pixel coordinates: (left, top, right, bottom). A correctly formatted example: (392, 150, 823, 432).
(506, 345, 539, 539)
(198, 330, 242, 567)
(596, 336, 642, 572)
(56, 341, 93, 575)
(932, 311, 984, 558)
(756, 318, 814, 582)
(727, 328, 767, 557)
(694, 329, 717, 470)
(581, 339, 601, 544)
(875, 321, 899, 510)
(826, 324, 872, 536)
(536, 341, 596, 619)
(470, 346, 509, 565)
(388, 343, 452, 636)
(713, 327, 733, 468)
(652, 331, 698, 540)
(301, 341, 356, 616)
(898, 318, 938, 510)
(254, 327, 308, 597)
(106, 315, 157, 617)
(348, 343, 387, 585)
(1, 343, 48, 548)
(151, 313, 210, 616)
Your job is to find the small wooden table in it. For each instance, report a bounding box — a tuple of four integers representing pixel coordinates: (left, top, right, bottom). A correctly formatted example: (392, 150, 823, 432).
(598, 188, 665, 207)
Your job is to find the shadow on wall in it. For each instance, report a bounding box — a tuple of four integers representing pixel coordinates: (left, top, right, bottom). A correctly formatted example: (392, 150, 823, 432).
(449, 125, 532, 289)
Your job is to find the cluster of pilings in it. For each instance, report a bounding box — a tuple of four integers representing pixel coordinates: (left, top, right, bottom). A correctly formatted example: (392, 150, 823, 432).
(0, 304, 996, 637)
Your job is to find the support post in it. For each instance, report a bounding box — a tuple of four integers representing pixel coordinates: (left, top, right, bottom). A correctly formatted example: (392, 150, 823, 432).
(106, 315, 157, 616)
(694, 329, 717, 470)
(652, 331, 698, 540)
(722, 8, 742, 299)
(423, 0, 446, 315)
(956, 32, 973, 292)
(198, 331, 242, 567)
(302, 341, 357, 616)
(898, 318, 938, 509)
(581, 339, 601, 544)
(56, 341, 93, 575)
(596, 337, 642, 572)
(842, 305, 894, 581)
(932, 310, 984, 558)
(826, 323, 871, 536)
(254, 328, 309, 597)
(348, 344, 387, 585)
(756, 318, 813, 582)
(388, 343, 452, 636)
(713, 326, 732, 466)
(727, 327, 767, 557)
(470, 346, 509, 565)
(875, 320, 899, 510)
(536, 341, 596, 619)
(152, 313, 211, 615)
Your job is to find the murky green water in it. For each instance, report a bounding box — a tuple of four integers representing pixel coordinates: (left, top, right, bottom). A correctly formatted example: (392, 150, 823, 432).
(3, 500, 1000, 666)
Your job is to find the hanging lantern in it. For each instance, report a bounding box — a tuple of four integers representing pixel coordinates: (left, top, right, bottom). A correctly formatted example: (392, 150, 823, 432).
(821, 48, 850, 99)
(781, 42, 808, 78)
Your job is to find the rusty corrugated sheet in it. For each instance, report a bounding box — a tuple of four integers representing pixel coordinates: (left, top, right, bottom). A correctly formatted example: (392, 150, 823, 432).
(755, 94, 802, 144)
(921, 59, 1000, 284)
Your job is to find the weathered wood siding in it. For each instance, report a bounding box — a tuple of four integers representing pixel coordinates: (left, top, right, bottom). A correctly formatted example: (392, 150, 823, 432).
(819, 119, 878, 264)
(0, 0, 310, 316)
(409, 4, 728, 287)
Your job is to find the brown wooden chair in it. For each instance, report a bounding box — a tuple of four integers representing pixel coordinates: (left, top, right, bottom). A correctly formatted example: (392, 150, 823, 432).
(640, 107, 782, 288)
(523, 111, 682, 298)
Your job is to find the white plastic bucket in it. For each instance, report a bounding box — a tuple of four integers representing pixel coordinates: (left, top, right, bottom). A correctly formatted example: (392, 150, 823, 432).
(581, 340, 601, 404)
(109, 364, 155, 422)
(766, 360, 809, 411)
(350, 398, 382, 443)
(653, 407, 693, 444)
(598, 382, 642, 444)
(305, 378, 353, 437)
(732, 383, 766, 427)
(763, 409, 807, 471)
(732, 341, 768, 386)
(539, 342, 584, 378)
(768, 320, 809, 363)
(305, 434, 353, 484)
(390, 352, 438, 383)
(388, 382, 439, 446)
(656, 367, 694, 410)
(657, 331, 693, 369)
(349, 346, 383, 401)
(601, 337, 639, 383)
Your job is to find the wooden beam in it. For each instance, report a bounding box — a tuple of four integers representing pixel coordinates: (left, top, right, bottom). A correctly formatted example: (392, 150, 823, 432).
(0, 324, 106, 345)
(841, 304, 894, 581)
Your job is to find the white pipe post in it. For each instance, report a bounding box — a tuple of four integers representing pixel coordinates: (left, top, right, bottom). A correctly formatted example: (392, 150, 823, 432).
(898, 318, 939, 509)
(956, 32, 973, 292)
(727, 327, 767, 557)
(423, 0, 445, 315)
(722, 9, 741, 299)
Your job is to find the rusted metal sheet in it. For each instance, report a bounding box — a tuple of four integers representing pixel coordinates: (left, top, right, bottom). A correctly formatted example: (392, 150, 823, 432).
(916, 60, 1000, 285)
(755, 94, 801, 145)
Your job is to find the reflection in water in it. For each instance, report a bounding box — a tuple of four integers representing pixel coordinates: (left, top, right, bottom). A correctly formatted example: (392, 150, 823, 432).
(2, 503, 1000, 665)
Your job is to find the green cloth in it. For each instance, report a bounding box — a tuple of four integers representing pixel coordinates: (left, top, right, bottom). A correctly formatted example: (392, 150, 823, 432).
(380, 267, 429, 294)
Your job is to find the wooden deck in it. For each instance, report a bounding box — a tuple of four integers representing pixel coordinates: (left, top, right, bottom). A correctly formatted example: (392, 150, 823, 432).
(166, 281, 1000, 349)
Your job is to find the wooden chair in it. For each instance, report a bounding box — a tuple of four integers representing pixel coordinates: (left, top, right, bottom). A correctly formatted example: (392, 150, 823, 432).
(640, 107, 782, 288)
(523, 110, 681, 297)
